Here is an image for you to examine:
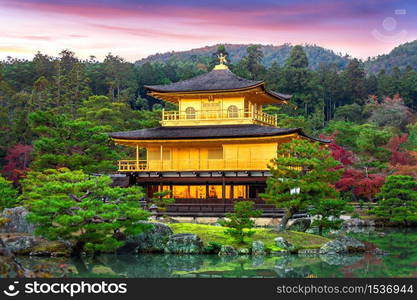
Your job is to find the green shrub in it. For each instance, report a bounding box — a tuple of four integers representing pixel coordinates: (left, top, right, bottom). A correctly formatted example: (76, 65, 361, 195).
(0, 176, 18, 211)
(204, 242, 223, 254)
(219, 201, 262, 244)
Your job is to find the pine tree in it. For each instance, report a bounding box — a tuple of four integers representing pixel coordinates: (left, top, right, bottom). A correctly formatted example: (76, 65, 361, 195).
(219, 201, 262, 244)
(28, 111, 121, 173)
(20, 168, 151, 254)
(309, 199, 353, 235)
(261, 139, 341, 231)
(0, 176, 18, 211)
(372, 175, 417, 226)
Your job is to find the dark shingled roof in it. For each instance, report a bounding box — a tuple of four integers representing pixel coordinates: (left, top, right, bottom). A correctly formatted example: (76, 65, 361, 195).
(144, 69, 291, 101)
(145, 69, 261, 93)
(109, 124, 328, 143)
(266, 90, 292, 101)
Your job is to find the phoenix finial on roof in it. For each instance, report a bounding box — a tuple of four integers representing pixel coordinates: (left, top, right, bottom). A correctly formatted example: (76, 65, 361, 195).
(214, 53, 228, 70)
(218, 53, 227, 64)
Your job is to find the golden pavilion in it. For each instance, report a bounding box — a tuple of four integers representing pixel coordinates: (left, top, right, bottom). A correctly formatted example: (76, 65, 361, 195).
(109, 56, 323, 216)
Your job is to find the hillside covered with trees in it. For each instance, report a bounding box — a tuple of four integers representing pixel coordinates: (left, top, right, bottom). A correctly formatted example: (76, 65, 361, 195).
(137, 43, 351, 71)
(365, 40, 417, 73)
(138, 40, 417, 74)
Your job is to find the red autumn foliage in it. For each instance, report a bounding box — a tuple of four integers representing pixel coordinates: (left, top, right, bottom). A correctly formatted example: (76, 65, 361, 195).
(387, 134, 412, 166)
(335, 168, 385, 201)
(320, 133, 355, 167)
(392, 151, 417, 180)
(1, 144, 33, 184)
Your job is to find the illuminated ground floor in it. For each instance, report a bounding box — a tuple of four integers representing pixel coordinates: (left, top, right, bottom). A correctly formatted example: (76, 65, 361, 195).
(119, 172, 285, 217)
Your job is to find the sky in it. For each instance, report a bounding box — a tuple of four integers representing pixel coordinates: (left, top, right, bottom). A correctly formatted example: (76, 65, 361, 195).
(1, 0, 416, 61)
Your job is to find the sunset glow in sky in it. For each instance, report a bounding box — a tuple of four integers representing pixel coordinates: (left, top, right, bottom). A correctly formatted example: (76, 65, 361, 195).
(1, 0, 416, 61)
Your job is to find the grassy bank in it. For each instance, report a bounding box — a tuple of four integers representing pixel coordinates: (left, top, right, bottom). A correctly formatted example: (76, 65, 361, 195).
(169, 223, 330, 251)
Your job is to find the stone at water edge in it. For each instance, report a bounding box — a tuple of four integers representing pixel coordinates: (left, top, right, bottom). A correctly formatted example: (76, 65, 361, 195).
(118, 221, 172, 254)
(274, 237, 295, 252)
(342, 218, 375, 228)
(0, 207, 35, 234)
(286, 218, 311, 232)
(298, 248, 320, 255)
(218, 245, 238, 256)
(251, 241, 265, 255)
(164, 233, 204, 254)
(238, 248, 250, 255)
(0, 233, 70, 256)
(319, 236, 365, 254)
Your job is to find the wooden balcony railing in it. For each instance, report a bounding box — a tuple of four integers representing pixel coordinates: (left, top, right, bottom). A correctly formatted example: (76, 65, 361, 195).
(161, 108, 277, 127)
(118, 159, 271, 172)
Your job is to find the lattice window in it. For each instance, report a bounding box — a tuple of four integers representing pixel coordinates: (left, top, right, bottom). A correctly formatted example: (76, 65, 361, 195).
(185, 107, 196, 119)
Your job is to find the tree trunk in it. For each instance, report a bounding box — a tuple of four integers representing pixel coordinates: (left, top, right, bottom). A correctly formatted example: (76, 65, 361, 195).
(71, 241, 85, 256)
(277, 208, 295, 232)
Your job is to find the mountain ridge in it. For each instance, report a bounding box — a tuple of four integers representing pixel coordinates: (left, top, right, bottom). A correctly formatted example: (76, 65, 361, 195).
(136, 43, 351, 70)
(136, 41, 417, 73)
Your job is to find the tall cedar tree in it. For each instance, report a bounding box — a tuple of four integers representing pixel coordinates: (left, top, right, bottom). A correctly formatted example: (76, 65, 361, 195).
(372, 175, 417, 226)
(261, 139, 341, 231)
(20, 168, 150, 254)
(282, 45, 312, 115)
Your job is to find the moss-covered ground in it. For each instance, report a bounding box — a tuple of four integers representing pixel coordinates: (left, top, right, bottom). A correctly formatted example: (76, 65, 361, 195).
(168, 223, 330, 251)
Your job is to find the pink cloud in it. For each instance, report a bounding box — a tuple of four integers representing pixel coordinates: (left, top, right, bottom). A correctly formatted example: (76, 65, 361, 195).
(90, 24, 211, 41)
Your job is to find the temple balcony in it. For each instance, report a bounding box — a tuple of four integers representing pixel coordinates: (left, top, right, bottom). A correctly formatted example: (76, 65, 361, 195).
(160, 108, 277, 127)
(117, 158, 271, 172)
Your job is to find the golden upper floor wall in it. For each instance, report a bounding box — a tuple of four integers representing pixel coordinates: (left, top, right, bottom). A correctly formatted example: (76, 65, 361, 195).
(161, 93, 277, 127)
(118, 141, 283, 172)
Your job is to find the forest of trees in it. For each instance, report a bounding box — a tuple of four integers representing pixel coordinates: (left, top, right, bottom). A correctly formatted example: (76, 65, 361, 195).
(1, 45, 416, 204)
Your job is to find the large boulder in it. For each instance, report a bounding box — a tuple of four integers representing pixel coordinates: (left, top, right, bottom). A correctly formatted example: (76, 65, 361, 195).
(218, 245, 238, 256)
(286, 218, 311, 232)
(164, 234, 204, 254)
(0, 207, 35, 234)
(0, 233, 70, 256)
(117, 222, 172, 254)
(320, 236, 365, 254)
(275, 237, 295, 252)
(251, 241, 265, 255)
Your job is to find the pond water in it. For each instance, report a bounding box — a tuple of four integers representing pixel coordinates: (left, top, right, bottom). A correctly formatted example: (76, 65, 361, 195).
(16, 228, 417, 278)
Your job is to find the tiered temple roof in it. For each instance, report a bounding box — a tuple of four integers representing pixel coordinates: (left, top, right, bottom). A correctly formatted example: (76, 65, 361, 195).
(145, 68, 291, 104)
(109, 124, 327, 142)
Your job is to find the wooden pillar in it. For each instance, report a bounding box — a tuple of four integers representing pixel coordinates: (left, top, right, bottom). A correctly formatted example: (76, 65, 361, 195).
(136, 144, 139, 171)
(128, 174, 136, 186)
(160, 145, 163, 170)
(222, 176, 226, 213)
(205, 183, 209, 199)
(222, 176, 225, 201)
(230, 183, 234, 199)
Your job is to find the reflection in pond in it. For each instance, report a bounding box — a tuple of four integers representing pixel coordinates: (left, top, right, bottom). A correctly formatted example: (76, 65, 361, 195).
(11, 228, 417, 278)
